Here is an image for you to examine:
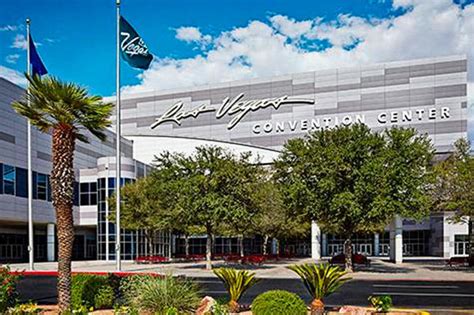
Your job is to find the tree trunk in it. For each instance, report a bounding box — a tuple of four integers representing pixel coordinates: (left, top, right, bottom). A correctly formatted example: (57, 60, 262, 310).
(50, 126, 75, 312)
(344, 238, 353, 272)
(144, 231, 153, 256)
(184, 234, 190, 257)
(151, 231, 156, 256)
(263, 235, 269, 255)
(239, 235, 244, 258)
(206, 227, 212, 270)
(469, 218, 474, 267)
(275, 239, 280, 256)
(309, 298, 324, 315)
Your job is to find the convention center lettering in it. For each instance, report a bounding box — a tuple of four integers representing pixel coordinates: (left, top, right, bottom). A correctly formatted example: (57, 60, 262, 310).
(150, 93, 452, 135)
(150, 93, 315, 130)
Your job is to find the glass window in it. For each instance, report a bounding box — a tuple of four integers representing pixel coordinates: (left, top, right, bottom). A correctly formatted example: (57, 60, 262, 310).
(454, 235, 469, 256)
(80, 182, 89, 193)
(3, 165, 15, 195)
(37, 173, 47, 200)
(79, 182, 98, 206)
(108, 178, 115, 189)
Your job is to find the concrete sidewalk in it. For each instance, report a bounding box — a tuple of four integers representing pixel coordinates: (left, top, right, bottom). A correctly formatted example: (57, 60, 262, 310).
(7, 258, 474, 281)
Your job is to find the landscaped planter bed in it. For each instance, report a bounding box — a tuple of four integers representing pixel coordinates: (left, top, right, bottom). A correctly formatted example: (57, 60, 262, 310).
(34, 305, 431, 315)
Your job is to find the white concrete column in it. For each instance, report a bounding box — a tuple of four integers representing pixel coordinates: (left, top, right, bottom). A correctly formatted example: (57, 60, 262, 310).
(374, 233, 380, 256)
(271, 238, 277, 255)
(46, 223, 55, 262)
(389, 215, 403, 264)
(311, 221, 321, 260)
(168, 231, 173, 260)
(322, 233, 328, 257)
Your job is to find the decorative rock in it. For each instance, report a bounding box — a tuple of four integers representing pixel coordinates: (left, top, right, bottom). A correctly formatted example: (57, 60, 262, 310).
(195, 296, 217, 315)
(338, 305, 369, 314)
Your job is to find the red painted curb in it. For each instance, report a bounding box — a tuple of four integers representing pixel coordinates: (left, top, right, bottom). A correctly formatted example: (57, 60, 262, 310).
(10, 270, 163, 277)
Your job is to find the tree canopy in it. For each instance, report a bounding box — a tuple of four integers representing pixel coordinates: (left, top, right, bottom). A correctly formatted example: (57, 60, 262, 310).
(274, 124, 435, 270)
(432, 138, 474, 263)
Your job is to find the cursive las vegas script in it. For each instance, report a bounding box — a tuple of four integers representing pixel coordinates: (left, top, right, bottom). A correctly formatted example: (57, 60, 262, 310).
(150, 93, 315, 130)
(121, 32, 149, 57)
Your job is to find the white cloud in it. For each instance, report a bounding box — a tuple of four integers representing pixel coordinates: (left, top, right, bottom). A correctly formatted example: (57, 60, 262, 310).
(0, 25, 18, 32)
(0, 66, 26, 86)
(269, 15, 314, 39)
(11, 34, 27, 50)
(123, 0, 473, 99)
(5, 54, 20, 64)
(175, 26, 211, 44)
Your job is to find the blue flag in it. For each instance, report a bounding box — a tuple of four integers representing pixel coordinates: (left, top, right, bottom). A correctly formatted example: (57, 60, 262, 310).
(29, 34, 47, 76)
(120, 16, 153, 70)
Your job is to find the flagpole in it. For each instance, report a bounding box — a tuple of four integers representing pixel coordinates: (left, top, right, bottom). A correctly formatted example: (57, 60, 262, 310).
(26, 18, 34, 271)
(115, 0, 122, 271)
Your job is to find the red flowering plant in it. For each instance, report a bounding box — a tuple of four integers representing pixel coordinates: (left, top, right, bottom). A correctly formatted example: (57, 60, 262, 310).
(0, 266, 20, 312)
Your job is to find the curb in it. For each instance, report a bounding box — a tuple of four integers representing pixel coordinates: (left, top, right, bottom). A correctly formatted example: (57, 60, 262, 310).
(10, 270, 163, 277)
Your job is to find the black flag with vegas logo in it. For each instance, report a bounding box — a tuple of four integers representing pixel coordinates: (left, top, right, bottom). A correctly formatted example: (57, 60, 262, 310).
(120, 16, 153, 70)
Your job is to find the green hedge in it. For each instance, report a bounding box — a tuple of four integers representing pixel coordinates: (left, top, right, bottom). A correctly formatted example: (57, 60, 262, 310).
(252, 290, 307, 315)
(71, 274, 116, 309)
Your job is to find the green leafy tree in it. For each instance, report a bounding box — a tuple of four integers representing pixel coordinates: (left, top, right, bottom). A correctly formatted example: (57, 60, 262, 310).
(12, 74, 113, 311)
(109, 176, 172, 255)
(220, 152, 266, 257)
(275, 124, 434, 271)
(252, 177, 310, 255)
(432, 138, 474, 264)
(111, 152, 201, 256)
(155, 146, 263, 269)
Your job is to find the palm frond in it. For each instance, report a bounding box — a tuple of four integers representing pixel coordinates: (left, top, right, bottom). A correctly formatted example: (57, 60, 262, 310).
(11, 74, 113, 143)
(287, 263, 350, 300)
(213, 268, 259, 303)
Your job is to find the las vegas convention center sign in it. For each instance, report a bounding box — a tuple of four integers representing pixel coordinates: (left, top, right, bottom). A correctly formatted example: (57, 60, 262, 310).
(150, 93, 451, 134)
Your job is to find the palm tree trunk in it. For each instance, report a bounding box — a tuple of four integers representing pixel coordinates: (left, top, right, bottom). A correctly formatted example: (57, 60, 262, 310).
(50, 126, 75, 312)
(310, 298, 324, 315)
(344, 238, 353, 272)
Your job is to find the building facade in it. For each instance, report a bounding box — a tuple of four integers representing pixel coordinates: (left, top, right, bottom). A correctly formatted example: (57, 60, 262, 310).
(0, 54, 470, 263)
(0, 77, 166, 263)
(112, 55, 469, 260)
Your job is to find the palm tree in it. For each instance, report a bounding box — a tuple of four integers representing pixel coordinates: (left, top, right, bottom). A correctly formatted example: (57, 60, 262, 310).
(12, 74, 113, 311)
(288, 263, 350, 315)
(213, 268, 259, 313)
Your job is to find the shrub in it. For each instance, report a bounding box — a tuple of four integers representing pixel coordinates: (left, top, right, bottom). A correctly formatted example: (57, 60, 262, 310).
(369, 295, 393, 312)
(287, 263, 350, 314)
(71, 274, 108, 309)
(213, 268, 259, 312)
(121, 275, 201, 314)
(114, 305, 139, 315)
(6, 302, 40, 315)
(211, 300, 230, 315)
(71, 273, 120, 309)
(252, 290, 307, 315)
(94, 285, 115, 309)
(0, 266, 19, 313)
(63, 305, 93, 315)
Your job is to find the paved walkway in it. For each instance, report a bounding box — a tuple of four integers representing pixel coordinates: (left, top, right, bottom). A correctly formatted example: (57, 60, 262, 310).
(8, 258, 474, 281)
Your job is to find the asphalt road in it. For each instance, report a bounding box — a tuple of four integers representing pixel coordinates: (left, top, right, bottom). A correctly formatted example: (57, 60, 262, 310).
(17, 276, 474, 311)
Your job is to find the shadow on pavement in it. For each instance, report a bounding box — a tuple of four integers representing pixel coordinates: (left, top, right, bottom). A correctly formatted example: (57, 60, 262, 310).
(354, 261, 414, 274)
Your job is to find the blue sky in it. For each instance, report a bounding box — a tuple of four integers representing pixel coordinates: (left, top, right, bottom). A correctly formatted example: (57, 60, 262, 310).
(0, 0, 403, 95)
(0, 0, 473, 140)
